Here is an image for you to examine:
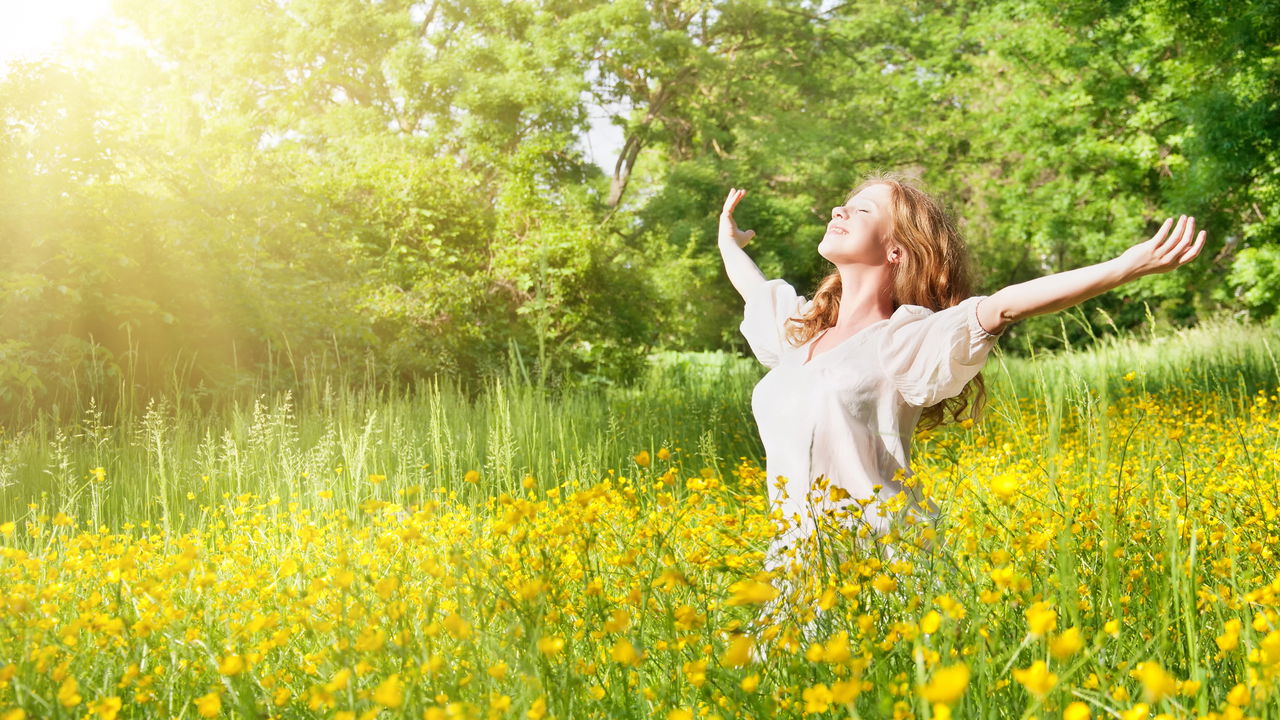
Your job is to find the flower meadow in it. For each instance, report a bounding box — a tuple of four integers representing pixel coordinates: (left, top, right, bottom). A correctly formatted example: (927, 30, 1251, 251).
(2, 321, 1280, 720)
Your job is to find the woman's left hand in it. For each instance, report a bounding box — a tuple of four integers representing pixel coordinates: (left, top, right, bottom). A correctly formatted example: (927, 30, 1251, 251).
(1119, 215, 1207, 278)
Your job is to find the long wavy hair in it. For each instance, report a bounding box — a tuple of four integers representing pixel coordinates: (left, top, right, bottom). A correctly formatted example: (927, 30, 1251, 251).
(784, 170, 989, 431)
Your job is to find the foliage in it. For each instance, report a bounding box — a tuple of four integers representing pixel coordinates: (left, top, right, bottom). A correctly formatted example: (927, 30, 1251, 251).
(0, 0, 1275, 416)
(2, 314, 1280, 718)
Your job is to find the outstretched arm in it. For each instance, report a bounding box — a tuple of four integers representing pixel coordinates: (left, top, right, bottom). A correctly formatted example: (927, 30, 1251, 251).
(977, 215, 1207, 335)
(718, 188, 767, 303)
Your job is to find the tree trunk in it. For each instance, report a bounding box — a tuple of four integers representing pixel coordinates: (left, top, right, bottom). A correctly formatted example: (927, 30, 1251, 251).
(607, 133, 645, 208)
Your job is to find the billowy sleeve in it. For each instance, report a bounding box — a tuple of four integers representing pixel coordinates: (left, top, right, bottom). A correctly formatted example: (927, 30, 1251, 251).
(878, 295, 1005, 407)
(739, 279, 806, 369)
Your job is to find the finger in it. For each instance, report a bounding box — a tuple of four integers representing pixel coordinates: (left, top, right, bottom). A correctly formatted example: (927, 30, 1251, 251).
(1178, 216, 1197, 256)
(1147, 217, 1174, 249)
(1179, 216, 1197, 254)
(1179, 230, 1206, 264)
(1164, 215, 1194, 258)
(1156, 216, 1185, 252)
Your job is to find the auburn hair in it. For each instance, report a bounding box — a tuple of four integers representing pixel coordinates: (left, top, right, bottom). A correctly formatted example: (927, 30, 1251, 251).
(783, 170, 990, 431)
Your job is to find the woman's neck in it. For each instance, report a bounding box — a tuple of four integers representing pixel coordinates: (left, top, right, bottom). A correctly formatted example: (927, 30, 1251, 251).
(833, 263, 895, 328)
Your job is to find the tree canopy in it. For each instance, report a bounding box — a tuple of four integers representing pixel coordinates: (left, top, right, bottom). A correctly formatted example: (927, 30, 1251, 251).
(2, 0, 1275, 416)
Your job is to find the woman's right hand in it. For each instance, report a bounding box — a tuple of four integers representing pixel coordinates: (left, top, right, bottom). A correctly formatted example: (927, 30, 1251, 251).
(719, 188, 756, 248)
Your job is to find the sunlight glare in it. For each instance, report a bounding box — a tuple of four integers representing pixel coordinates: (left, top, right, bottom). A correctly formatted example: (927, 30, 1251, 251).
(0, 0, 114, 67)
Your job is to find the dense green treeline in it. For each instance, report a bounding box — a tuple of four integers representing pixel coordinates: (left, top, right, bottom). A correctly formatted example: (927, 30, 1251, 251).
(1, 0, 1276, 420)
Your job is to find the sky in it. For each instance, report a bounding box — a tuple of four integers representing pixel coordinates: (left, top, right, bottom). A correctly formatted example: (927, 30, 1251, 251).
(0, 0, 115, 67)
(0, 0, 626, 173)
(577, 101, 627, 175)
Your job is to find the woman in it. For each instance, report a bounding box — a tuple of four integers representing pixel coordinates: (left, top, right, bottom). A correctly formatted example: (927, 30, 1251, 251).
(719, 171, 1205, 638)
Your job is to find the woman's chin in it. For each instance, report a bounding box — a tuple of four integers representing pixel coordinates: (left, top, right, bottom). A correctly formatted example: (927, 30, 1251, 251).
(817, 239, 853, 264)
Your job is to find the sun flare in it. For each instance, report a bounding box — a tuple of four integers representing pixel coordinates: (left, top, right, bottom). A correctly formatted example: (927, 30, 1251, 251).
(0, 0, 113, 67)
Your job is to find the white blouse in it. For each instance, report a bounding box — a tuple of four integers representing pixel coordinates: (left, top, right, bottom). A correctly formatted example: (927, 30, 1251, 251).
(739, 278, 1004, 568)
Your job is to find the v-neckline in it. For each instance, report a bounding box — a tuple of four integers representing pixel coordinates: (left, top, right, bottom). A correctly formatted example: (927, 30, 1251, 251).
(801, 319, 890, 367)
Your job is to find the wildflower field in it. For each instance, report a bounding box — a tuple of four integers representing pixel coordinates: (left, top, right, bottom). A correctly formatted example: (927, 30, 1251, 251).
(2, 318, 1280, 720)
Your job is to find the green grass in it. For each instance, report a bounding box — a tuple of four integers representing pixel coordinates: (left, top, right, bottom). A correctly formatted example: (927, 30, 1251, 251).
(2, 316, 1278, 532)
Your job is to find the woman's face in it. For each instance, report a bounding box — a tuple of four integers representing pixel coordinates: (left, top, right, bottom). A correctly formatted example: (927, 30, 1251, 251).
(818, 183, 896, 266)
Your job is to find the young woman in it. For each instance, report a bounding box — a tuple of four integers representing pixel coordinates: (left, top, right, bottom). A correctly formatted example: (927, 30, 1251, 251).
(719, 171, 1205, 635)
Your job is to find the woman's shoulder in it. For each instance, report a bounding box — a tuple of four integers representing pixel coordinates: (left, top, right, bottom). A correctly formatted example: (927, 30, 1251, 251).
(879, 297, 993, 344)
(891, 303, 933, 317)
(885, 302, 937, 324)
(890, 295, 985, 319)
(746, 278, 813, 314)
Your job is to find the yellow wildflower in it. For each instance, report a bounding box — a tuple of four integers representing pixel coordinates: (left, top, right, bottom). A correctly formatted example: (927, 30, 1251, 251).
(1064, 701, 1091, 720)
(832, 679, 860, 702)
(991, 473, 1019, 501)
(442, 612, 471, 640)
(1137, 661, 1177, 702)
(1025, 601, 1057, 637)
(1013, 661, 1057, 697)
(603, 608, 630, 633)
(822, 632, 851, 663)
(89, 695, 122, 720)
(726, 578, 778, 606)
(872, 574, 898, 594)
(723, 635, 753, 668)
(1216, 619, 1241, 651)
(216, 655, 245, 676)
(611, 638, 642, 666)
(372, 674, 404, 708)
(682, 658, 707, 687)
(193, 692, 221, 718)
(325, 668, 353, 693)
(57, 677, 81, 707)
(921, 611, 942, 634)
(1049, 627, 1084, 659)
(920, 663, 970, 706)
(802, 683, 833, 714)
(1120, 703, 1149, 720)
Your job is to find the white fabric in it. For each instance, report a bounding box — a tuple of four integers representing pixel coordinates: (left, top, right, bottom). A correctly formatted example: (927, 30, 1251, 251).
(739, 277, 1004, 578)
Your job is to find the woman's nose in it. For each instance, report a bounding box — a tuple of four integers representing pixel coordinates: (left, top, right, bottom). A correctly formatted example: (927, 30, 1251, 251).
(831, 206, 847, 220)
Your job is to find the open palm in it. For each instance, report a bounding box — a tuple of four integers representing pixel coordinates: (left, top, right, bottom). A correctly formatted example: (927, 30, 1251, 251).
(719, 188, 756, 248)
(1121, 215, 1206, 278)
